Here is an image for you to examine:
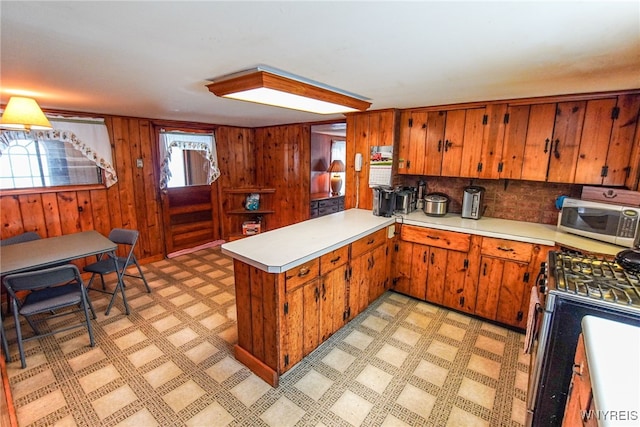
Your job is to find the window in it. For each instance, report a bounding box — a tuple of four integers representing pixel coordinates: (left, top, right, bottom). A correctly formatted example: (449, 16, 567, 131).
(0, 116, 117, 190)
(159, 131, 220, 191)
(0, 137, 101, 189)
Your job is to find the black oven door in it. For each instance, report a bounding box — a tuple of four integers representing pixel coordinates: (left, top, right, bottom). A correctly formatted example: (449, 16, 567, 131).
(529, 296, 640, 426)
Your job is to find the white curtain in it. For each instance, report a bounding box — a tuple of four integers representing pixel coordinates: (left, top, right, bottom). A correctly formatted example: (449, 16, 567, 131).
(159, 131, 220, 192)
(0, 115, 117, 187)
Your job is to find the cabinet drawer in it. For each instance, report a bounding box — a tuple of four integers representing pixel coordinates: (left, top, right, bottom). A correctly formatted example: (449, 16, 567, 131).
(318, 205, 339, 216)
(285, 258, 320, 292)
(401, 225, 470, 252)
(319, 198, 339, 208)
(320, 246, 349, 274)
(351, 228, 387, 258)
(481, 237, 533, 263)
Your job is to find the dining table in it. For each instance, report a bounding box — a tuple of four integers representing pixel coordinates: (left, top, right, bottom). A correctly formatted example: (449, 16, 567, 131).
(0, 230, 117, 275)
(0, 230, 119, 362)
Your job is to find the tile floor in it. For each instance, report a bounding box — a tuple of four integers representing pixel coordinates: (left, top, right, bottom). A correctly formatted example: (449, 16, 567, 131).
(3, 247, 530, 426)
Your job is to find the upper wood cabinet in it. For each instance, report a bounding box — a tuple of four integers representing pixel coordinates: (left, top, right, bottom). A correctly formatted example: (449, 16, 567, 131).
(575, 94, 640, 186)
(397, 109, 466, 176)
(394, 91, 640, 187)
(498, 105, 531, 180)
(521, 100, 587, 183)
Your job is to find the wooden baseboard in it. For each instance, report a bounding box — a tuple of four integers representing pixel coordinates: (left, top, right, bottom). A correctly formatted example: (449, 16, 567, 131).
(0, 351, 18, 427)
(234, 345, 279, 388)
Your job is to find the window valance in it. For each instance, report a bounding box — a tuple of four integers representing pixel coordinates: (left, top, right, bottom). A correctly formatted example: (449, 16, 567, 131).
(159, 131, 220, 192)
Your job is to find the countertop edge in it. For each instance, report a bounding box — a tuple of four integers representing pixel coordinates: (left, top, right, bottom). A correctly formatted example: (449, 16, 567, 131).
(581, 316, 640, 427)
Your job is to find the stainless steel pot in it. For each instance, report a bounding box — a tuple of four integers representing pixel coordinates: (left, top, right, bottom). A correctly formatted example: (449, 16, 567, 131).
(423, 193, 449, 216)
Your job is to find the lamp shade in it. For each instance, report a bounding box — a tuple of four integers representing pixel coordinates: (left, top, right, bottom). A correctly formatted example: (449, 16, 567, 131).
(328, 160, 345, 173)
(207, 66, 371, 115)
(0, 97, 52, 131)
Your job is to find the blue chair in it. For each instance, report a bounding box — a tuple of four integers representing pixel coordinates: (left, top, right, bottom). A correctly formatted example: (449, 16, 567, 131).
(3, 264, 96, 368)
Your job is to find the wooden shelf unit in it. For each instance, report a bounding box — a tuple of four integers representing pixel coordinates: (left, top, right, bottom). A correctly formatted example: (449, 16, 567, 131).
(222, 187, 276, 240)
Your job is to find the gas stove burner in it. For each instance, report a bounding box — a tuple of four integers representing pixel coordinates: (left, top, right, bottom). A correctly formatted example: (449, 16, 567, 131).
(552, 251, 640, 308)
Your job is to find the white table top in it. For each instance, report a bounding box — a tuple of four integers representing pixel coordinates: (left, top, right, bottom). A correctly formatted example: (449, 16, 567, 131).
(221, 209, 395, 273)
(582, 316, 640, 427)
(0, 230, 117, 275)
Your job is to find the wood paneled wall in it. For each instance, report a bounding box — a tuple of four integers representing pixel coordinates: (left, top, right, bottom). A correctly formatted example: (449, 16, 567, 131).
(255, 124, 311, 230)
(0, 116, 164, 267)
(0, 118, 258, 263)
(345, 110, 400, 210)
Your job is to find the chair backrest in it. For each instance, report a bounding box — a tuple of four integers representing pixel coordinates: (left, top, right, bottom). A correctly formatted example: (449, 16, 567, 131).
(2, 264, 83, 293)
(0, 232, 41, 247)
(108, 228, 139, 247)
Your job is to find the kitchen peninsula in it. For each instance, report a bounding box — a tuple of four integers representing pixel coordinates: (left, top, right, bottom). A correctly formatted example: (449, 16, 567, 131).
(221, 209, 395, 386)
(221, 208, 625, 385)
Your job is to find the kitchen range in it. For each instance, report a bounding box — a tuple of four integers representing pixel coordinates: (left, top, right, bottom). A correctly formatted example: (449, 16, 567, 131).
(526, 249, 640, 426)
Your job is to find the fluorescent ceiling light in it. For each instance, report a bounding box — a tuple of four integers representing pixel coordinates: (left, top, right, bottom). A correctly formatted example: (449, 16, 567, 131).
(206, 66, 371, 115)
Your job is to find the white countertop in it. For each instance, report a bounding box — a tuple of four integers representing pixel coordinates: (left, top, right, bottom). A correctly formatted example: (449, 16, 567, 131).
(221, 209, 395, 273)
(222, 208, 628, 273)
(401, 211, 626, 256)
(582, 316, 640, 427)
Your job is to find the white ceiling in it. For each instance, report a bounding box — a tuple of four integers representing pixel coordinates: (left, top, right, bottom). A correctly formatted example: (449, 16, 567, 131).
(2, 1, 639, 128)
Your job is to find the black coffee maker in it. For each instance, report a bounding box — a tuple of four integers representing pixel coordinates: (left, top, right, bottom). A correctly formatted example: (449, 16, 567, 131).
(372, 186, 396, 217)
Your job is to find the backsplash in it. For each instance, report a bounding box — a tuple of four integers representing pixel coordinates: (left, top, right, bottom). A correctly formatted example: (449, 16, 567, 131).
(397, 176, 582, 225)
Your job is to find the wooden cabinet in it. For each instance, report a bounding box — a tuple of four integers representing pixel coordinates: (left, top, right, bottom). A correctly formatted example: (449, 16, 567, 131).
(521, 101, 587, 183)
(393, 224, 550, 328)
(349, 228, 389, 319)
(476, 237, 542, 328)
(393, 225, 479, 312)
(397, 109, 466, 176)
(394, 91, 640, 186)
(563, 334, 597, 427)
(575, 94, 640, 186)
(498, 105, 531, 179)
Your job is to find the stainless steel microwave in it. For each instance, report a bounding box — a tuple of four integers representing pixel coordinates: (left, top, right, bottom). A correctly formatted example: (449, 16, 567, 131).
(557, 198, 640, 248)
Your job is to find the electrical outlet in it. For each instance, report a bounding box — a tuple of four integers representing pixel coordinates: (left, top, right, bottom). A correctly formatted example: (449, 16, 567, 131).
(136, 158, 143, 168)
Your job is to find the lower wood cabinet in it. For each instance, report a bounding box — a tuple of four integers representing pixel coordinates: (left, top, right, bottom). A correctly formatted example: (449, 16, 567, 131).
(233, 226, 392, 387)
(393, 224, 550, 329)
(563, 334, 597, 427)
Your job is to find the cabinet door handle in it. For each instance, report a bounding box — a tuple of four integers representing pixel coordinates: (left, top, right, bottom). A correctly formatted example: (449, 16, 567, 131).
(497, 246, 514, 252)
(426, 235, 440, 240)
(423, 251, 427, 263)
(483, 263, 487, 276)
(553, 139, 560, 159)
(444, 140, 451, 152)
(330, 255, 341, 264)
(430, 252, 435, 265)
(459, 296, 465, 307)
(298, 266, 311, 277)
(315, 286, 320, 302)
(572, 362, 584, 376)
(544, 138, 550, 153)
(367, 238, 375, 245)
(438, 140, 442, 152)
(322, 282, 326, 299)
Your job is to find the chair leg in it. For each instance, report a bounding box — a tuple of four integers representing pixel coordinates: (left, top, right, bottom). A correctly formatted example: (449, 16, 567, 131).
(80, 292, 96, 347)
(1, 314, 10, 363)
(134, 260, 152, 293)
(11, 301, 26, 368)
(86, 273, 98, 290)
